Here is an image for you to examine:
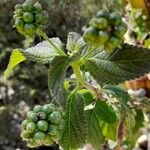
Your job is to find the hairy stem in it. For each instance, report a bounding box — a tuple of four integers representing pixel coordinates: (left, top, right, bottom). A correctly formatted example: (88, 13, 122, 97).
(36, 30, 66, 56)
(71, 62, 84, 90)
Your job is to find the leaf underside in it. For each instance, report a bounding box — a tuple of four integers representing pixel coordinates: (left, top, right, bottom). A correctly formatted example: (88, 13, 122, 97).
(66, 32, 86, 52)
(85, 44, 150, 85)
(60, 93, 87, 150)
(21, 39, 63, 64)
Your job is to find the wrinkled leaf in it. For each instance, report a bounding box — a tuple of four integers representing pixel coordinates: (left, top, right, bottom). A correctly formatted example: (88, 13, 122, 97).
(60, 93, 87, 150)
(67, 32, 86, 52)
(95, 101, 117, 124)
(48, 56, 70, 106)
(21, 39, 64, 64)
(86, 107, 104, 149)
(84, 44, 150, 84)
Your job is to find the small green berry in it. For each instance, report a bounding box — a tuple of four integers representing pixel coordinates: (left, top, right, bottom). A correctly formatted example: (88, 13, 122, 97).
(37, 120, 49, 132)
(109, 12, 122, 25)
(43, 135, 53, 146)
(97, 18, 108, 29)
(23, 12, 34, 23)
(105, 37, 120, 52)
(35, 13, 44, 23)
(24, 23, 36, 36)
(48, 124, 58, 135)
(34, 131, 46, 142)
(98, 31, 109, 44)
(21, 130, 33, 140)
(83, 27, 98, 45)
(96, 10, 109, 18)
(21, 119, 30, 129)
(89, 18, 108, 30)
(22, 0, 33, 12)
(26, 122, 37, 132)
(33, 105, 42, 113)
(42, 104, 55, 115)
(15, 18, 24, 29)
(34, 2, 42, 12)
(27, 139, 38, 148)
(49, 111, 61, 124)
(26, 111, 38, 122)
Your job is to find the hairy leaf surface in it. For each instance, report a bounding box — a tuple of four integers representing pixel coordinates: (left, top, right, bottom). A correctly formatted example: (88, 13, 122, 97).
(4, 49, 26, 78)
(48, 56, 70, 106)
(95, 101, 117, 124)
(60, 93, 87, 150)
(67, 32, 86, 52)
(21, 38, 64, 64)
(84, 44, 150, 84)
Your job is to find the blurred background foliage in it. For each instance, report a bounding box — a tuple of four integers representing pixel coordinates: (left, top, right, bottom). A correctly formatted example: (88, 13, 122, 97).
(0, 0, 124, 149)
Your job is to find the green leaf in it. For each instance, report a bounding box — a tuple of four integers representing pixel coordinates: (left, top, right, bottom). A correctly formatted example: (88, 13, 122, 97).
(4, 49, 26, 78)
(86, 108, 104, 149)
(100, 121, 117, 141)
(77, 89, 94, 105)
(125, 130, 141, 149)
(84, 44, 150, 84)
(60, 93, 87, 150)
(21, 38, 64, 64)
(103, 85, 130, 110)
(133, 109, 144, 133)
(66, 32, 86, 52)
(95, 101, 117, 124)
(48, 56, 70, 106)
(125, 110, 136, 136)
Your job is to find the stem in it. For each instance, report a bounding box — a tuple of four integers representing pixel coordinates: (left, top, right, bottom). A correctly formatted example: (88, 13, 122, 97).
(71, 62, 84, 89)
(116, 114, 126, 149)
(36, 30, 66, 56)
